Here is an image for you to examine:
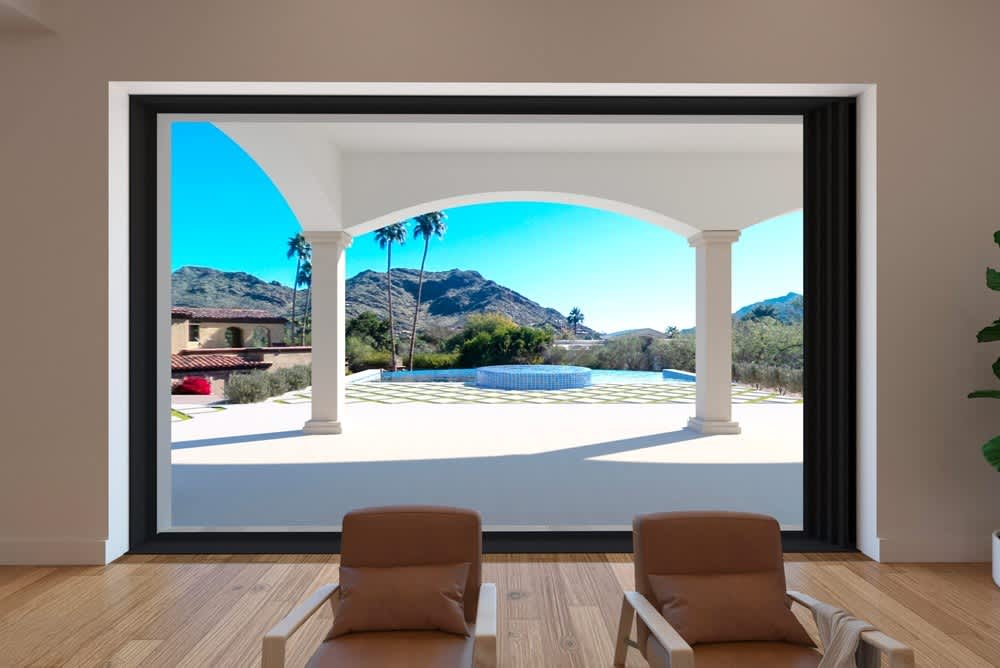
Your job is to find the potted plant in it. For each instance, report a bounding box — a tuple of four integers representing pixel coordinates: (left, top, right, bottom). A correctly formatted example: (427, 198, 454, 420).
(968, 230, 1000, 586)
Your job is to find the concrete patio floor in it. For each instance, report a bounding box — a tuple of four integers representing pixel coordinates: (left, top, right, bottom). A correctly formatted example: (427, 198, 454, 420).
(170, 398, 803, 531)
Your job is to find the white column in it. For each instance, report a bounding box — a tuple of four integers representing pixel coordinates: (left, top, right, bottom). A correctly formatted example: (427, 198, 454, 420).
(303, 230, 353, 435)
(687, 230, 741, 435)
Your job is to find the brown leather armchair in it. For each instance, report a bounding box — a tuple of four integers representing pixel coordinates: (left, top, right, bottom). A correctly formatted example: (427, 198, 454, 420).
(262, 506, 497, 668)
(613, 511, 914, 668)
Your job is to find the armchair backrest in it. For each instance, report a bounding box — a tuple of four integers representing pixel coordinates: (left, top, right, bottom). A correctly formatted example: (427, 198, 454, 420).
(341, 505, 483, 624)
(632, 511, 787, 650)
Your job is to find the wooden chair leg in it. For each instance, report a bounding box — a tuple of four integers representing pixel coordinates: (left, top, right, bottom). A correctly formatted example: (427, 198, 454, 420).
(613, 594, 634, 666)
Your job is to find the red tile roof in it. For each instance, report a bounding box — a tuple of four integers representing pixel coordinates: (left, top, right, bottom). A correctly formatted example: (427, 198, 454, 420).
(171, 307, 287, 324)
(171, 353, 271, 372)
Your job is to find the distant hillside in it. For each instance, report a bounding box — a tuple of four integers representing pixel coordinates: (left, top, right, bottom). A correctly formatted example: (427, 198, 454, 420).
(345, 268, 596, 335)
(733, 292, 804, 323)
(171, 266, 298, 313)
(172, 266, 799, 335)
(172, 266, 595, 335)
(606, 328, 670, 340)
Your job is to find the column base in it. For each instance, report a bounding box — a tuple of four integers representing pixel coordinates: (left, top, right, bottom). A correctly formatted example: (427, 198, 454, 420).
(686, 417, 741, 435)
(303, 419, 343, 435)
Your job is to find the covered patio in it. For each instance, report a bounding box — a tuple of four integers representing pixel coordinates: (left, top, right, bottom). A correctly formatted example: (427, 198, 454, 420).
(170, 401, 803, 531)
(194, 115, 803, 437)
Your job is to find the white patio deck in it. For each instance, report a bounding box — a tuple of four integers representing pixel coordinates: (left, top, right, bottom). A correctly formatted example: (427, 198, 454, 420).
(170, 399, 803, 531)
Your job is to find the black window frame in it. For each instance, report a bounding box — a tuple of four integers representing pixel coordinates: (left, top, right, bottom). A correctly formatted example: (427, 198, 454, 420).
(130, 95, 856, 554)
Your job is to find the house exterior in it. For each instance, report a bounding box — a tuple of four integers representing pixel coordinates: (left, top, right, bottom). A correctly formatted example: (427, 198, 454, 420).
(170, 308, 310, 393)
(170, 352, 272, 394)
(171, 307, 287, 353)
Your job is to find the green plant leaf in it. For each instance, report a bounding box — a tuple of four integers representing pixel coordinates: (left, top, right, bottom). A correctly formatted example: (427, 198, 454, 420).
(977, 320, 1000, 342)
(969, 390, 1000, 399)
(994, 230, 1000, 248)
(983, 435, 1000, 471)
(989, 268, 1000, 291)
(995, 356, 1000, 381)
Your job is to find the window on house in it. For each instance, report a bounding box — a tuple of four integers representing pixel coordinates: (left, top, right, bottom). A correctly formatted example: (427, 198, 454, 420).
(188, 323, 199, 342)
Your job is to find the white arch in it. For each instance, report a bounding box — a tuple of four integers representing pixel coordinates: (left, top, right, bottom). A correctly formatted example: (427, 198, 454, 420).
(343, 190, 700, 238)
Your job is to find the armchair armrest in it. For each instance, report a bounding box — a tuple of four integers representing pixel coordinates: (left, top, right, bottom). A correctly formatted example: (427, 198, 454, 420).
(787, 590, 915, 668)
(474, 582, 498, 668)
(614, 591, 694, 668)
(262, 583, 340, 668)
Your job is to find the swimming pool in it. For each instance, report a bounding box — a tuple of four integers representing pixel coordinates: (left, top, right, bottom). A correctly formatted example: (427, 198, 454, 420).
(377, 367, 695, 384)
(476, 364, 592, 390)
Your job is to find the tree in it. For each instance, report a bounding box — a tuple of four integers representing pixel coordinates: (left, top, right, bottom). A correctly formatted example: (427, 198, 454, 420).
(446, 314, 554, 367)
(407, 211, 447, 370)
(346, 311, 392, 351)
(286, 233, 310, 341)
(374, 222, 408, 369)
(742, 303, 779, 322)
(567, 307, 585, 336)
(296, 259, 312, 344)
(664, 325, 680, 339)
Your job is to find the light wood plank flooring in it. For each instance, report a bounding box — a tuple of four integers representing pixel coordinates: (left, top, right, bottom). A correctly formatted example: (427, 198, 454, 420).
(0, 554, 997, 667)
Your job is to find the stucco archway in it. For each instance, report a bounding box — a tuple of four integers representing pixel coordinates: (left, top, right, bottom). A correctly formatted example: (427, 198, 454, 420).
(342, 190, 699, 239)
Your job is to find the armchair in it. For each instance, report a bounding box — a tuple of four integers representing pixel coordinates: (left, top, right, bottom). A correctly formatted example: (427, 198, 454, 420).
(262, 506, 497, 668)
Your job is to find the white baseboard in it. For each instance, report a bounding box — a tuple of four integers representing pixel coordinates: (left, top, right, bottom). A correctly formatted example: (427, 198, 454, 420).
(0, 538, 109, 565)
(876, 534, 992, 563)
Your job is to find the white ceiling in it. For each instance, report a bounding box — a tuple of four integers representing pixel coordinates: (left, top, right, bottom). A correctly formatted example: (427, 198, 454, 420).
(210, 115, 803, 154)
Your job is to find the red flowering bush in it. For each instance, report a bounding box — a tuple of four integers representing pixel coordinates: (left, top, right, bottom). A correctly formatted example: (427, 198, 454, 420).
(172, 376, 212, 395)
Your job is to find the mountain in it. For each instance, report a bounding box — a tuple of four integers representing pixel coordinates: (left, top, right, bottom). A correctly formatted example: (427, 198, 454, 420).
(732, 292, 804, 323)
(606, 328, 671, 340)
(172, 266, 595, 335)
(171, 266, 299, 313)
(172, 265, 800, 335)
(345, 268, 595, 335)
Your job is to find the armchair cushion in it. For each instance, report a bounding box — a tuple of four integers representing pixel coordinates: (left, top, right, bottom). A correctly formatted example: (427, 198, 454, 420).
(329, 563, 471, 639)
(307, 630, 475, 668)
(688, 641, 821, 668)
(649, 572, 814, 647)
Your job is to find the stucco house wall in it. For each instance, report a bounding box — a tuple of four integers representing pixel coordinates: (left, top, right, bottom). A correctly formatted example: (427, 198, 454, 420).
(170, 309, 287, 353)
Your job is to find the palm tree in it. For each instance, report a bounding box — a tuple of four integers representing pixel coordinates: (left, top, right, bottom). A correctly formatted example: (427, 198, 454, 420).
(407, 211, 447, 370)
(664, 325, 680, 339)
(297, 259, 312, 344)
(374, 222, 408, 369)
(286, 233, 309, 341)
(567, 307, 584, 336)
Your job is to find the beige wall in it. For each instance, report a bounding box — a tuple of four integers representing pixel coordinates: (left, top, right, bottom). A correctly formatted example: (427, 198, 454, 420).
(2, 1, 1000, 563)
(170, 320, 285, 353)
(170, 321, 189, 355)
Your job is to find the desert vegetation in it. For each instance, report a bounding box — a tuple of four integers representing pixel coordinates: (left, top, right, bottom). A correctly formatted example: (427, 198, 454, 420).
(343, 308, 802, 394)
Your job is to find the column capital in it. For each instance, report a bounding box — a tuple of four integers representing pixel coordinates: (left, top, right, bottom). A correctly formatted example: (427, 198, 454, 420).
(302, 230, 353, 249)
(687, 230, 741, 248)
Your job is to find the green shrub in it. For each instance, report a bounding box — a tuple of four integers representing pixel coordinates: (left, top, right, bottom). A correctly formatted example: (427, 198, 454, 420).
(447, 314, 554, 367)
(351, 350, 391, 371)
(780, 367, 804, 394)
(411, 352, 461, 369)
(346, 335, 377, 370)
(732, 362, 802, 395)
(224, 371, 272, 404)
(280, 364, 311, 389)
(266, 372, 290, 396)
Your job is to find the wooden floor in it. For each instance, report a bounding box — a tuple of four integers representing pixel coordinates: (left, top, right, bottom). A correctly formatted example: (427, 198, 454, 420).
(0, 554, 997, 667)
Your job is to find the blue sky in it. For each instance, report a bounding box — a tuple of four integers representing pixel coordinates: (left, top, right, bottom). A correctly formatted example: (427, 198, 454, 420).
(172, 122, 802, 332)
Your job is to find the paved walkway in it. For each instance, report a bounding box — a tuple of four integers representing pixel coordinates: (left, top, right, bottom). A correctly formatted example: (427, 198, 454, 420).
(172, 381, 800, 419)
(170, 402, 804, 531)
